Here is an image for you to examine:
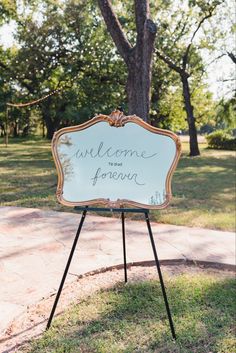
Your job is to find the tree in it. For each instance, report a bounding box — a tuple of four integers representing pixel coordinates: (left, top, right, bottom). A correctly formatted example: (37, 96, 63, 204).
(0, 0, 225, 144)
(97, 0, 157, 121)
(212, 0, 236, 96)
(0, 0, 128, 138)
(0, 0, 88, 138)
(155, 0, 221, 156)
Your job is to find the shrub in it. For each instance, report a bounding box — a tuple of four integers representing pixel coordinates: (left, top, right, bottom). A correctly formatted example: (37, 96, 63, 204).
(206, 130, 236, 150)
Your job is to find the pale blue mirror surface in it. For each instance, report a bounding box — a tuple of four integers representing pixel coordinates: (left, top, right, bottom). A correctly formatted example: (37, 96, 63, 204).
(57, 122, 177, 206)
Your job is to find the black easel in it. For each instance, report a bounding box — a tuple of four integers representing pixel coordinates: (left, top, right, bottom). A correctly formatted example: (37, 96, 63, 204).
(46, 207, 176, 340)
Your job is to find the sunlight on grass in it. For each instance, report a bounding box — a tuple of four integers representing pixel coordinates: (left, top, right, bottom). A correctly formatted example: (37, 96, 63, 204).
(152, 142, 235, 231)
(22, 273, 236, 353)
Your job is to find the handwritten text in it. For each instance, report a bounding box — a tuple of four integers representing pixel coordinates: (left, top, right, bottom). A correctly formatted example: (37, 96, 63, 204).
(73, 142, 157, 160)
(91, 167, 145, 186)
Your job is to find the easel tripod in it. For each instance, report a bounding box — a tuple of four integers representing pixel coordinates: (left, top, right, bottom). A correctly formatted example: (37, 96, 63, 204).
(46, 207, 176, 340)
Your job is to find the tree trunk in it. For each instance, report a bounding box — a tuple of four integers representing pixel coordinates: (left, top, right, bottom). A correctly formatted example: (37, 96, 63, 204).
(13, 122, 18, 137)
(41, 100, 57, 139)
(42, 119, 45, 138)
(181, 75, 200, 156)
(0, 123, 6, 137)
(97, 0, 157, 122)
(22, 110, 30, 137)
(43, 113, 56, 139)
(127, 55, 152, 121)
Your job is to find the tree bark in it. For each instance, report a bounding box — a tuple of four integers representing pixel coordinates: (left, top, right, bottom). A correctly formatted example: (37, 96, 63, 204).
(126, 15, 157, 120)
(127, 62, 151, 120)
(181, 74, 200, 156)
(97, 0, 157, 121)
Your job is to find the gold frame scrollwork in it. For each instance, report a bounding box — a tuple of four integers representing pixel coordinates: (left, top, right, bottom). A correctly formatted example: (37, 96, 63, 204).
(52, 110, 181, 209)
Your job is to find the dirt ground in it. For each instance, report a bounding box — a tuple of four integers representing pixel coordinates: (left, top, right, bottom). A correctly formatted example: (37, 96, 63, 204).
(1, 263, 235, 353)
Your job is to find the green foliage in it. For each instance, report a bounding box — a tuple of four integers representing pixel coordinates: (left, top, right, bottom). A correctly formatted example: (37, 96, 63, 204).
(215, 97, 236, 130)
(151, 0, 222, 139)
(155, 0, 221, 62)
(1, 0, 127, 137)
(206, 130, 236, 150)
(0, 1, 89, 136)
(0, 0, 17, 24)
(151, 82, 216, 132)
(0, 0, 231, 138)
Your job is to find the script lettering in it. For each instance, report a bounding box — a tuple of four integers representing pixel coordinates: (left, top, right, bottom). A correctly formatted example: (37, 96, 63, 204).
(73, 142, 157, 160)
(91, 167, 145, 186)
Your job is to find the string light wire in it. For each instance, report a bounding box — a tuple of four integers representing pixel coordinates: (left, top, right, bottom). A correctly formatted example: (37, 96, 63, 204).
(6, 89, 61, 108)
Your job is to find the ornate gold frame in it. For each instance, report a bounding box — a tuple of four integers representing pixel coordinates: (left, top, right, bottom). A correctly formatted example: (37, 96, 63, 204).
(52, 110, 181, 209)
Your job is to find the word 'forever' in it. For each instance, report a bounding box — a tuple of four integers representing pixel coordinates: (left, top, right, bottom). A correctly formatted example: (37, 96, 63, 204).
(91, 168, 145, 186)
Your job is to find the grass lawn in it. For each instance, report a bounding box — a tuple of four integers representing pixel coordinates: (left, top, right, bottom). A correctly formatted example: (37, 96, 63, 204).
(22, 272, 236, 353)
(0, 137, 235, 231)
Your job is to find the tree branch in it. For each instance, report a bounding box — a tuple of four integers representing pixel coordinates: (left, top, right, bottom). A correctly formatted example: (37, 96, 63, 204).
(222, 78, 236, 82)
(182, 5, 217, 70)
(156, 49, 189, 77)
(206, 53, 226, 67)
(227, 51, 236, 64)
(172, 20, 188, 47)
(97, 0, 133, 65)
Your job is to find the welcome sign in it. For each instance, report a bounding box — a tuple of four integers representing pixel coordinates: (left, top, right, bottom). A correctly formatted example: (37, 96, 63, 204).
(52, 110, 181, 209)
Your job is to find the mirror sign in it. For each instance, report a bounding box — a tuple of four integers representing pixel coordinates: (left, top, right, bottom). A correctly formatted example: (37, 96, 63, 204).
(52, 110, 181, 209)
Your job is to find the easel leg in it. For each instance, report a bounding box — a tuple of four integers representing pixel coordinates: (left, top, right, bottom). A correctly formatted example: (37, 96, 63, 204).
(144, 212, 176, 340)
(121, 212, 128, 283)
(46, 208, 87, 330)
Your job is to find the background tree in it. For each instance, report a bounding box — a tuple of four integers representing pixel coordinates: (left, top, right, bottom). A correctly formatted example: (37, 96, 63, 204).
(0, 0, 231, 144)
(97, 0, 157, 121)
(0, 0, 127, 138)
(155, 0, 221, 156)
(9, 0, 87, 138)
(212, 0, 235, 96)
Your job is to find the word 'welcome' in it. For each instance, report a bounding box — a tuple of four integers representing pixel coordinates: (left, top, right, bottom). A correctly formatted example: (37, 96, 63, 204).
(73, 142, 157, 160)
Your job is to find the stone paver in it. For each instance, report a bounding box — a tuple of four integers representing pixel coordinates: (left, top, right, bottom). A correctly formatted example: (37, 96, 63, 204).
(0, 206, 235, 337)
